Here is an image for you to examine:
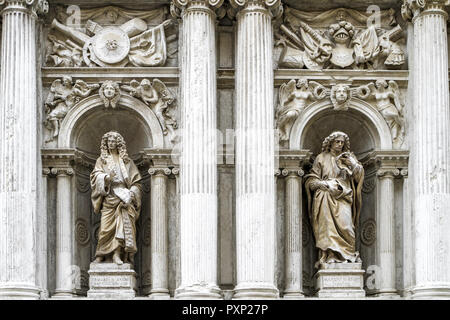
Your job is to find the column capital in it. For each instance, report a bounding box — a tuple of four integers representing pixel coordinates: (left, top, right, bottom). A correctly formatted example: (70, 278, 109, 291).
(51, 167, 74, 177)
(171, 0, 224, 18)
(281, 168, 304, 177)
(400, 168, 409, 178)
(402, 0, 448, 22)
(148, 167, 172, 176)
(171, 167, 180, 176)
(42, 168, 51, 176)
(376, 168, 400, 178)
(229, 0, 282, 19)
(0, 0, 48, 16)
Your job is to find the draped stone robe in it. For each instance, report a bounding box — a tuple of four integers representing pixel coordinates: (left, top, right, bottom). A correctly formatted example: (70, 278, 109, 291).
(305, 151, 364, 266)
(90, 155, 142, 257)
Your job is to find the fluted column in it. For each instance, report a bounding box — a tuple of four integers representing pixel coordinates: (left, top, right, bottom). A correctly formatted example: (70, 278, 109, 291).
(148, 167, 171, 299)
(0, 0, 48, 299)
(231, 0, 281, 299)
(52, 167, 75, 297)
(282, 169, 304, 299)
(172, 0, 223, 299)
(402, 0, 450, 298)
(376, 168, 400, 296)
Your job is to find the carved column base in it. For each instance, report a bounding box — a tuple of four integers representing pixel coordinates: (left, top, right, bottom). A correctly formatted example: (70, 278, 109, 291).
(149, 288, 170, 300)
(87, 263, 136, 300)
(412, 285, 450, 299)
(283, 289, 305, 299)
(233, 282, 279, 300)
(314, 263, 365, 298)
(175, 284, 222, 300)
(0, 284, 40, 300)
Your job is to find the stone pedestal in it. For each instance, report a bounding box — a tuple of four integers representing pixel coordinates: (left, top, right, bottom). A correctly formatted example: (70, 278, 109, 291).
(314, 263, 365, 298)
(87, 263, 137, 299)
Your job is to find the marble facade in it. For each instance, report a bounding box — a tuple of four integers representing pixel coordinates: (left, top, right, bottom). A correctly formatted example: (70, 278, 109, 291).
(0, 0, 449, 300)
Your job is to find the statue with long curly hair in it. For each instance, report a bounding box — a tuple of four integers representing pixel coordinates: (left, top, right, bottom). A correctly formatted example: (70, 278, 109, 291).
(305, 131, 364, 268)
(90, 131, 142, 265)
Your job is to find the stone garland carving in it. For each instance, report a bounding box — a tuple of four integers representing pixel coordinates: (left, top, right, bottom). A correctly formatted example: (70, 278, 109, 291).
(44, 76, 99, 142)
(75, 218, 90, 246)
(276, 7, 405, 70)
(360, 218, 376, 246)
(276, 78, 405, 148)
(46, 14, 172, 68)
(121, 79, 178, 141)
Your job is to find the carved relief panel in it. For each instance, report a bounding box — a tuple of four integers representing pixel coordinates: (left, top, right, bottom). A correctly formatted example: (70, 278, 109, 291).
(274, 7, 406, 70)
(45, 5, 178, 68)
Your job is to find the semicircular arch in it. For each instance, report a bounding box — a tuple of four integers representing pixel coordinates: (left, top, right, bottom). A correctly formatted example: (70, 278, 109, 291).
(58, 94, 165, 150)
(289, 98, 392, 152)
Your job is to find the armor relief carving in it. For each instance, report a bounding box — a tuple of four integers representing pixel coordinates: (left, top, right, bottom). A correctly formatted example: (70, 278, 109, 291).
(276, 78, 405, 149)
(275, 7, 405, 70)
(45, 5, 176, 68)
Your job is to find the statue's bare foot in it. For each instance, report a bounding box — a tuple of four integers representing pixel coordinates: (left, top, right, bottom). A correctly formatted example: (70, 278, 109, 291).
(94, 256, 104, 263)
(113, 251, 123, 265)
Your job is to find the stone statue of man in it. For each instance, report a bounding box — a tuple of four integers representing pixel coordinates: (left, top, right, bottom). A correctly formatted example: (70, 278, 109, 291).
(305, 131, 364, 268)
(90, 131, 142, 265)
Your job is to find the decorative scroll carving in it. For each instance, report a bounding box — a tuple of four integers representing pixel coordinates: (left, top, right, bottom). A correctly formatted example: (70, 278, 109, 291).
(46, 10, 172, 68)
(360, 219, 376, 246)
(276, 78, 326, 141)
(44, 76, 99, 142)
(122, 79, 178, 141)
(401, 0, 447, 21)
(276, 7, 405, 70)
(99, 81, 121, 109)
(76, 178, 91, 193)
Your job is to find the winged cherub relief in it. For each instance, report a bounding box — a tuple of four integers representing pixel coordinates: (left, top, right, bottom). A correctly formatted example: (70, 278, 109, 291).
(276, 79, 327, 141)
(121, 79, 178, 141)
(44, 76, 99, 142)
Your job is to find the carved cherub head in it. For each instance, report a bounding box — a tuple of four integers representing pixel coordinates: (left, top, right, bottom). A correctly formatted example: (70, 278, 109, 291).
(99, 81, 121, 108)
(331, 84, 352, 111)
(296, 79, 309, 89)
(329, 21, 355, 44)
(62, 75, 73, 88)
(375, 79, 389, 90)
(141, 79, 152, 90)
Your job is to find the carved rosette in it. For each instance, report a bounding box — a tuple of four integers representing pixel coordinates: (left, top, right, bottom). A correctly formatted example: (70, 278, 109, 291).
(75, 218, 90, 246)
(360, 219, 377, 246)
(0, 0, 49, 16)
(402, 0, 447, 22)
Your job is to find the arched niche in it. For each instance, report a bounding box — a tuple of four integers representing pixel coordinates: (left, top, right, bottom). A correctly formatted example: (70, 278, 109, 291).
(289, 98, 392, 153)
(58, 94, 165, 153)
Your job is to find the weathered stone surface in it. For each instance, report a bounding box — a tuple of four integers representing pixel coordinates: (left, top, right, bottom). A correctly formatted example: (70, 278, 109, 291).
(314, 263, 365, 298)
(87, 263, 137, 299)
